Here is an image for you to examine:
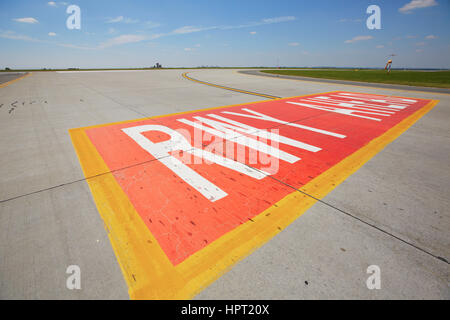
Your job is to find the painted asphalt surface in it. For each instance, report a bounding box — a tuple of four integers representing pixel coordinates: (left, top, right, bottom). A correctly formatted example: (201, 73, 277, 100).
(240, 70, 450, 95)
(0, 69, 448, 299)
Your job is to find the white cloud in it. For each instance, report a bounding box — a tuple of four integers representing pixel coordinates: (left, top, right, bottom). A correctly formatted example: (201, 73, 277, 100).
(250, 31, 257, 35)
(172, 26, 215, 34)
(339, 18, 363, 23)
(416, 41, 426, 46)
(144, 21, 161, 29)
(376, 45, 385, 48)
(399, 0, 438, 14)
(99, 34, 147, 48)
(288, 42, 300, 46)
(425, 34, 438, 39)
(148, 33, 164, 40)
(59, 43, 96, 50)
(48, 32, 56, 36)
(262, 16, 295, 23)
(173, 26, 202, 34)
(106, 16, 139, 24)
(151, 15, 296, 41)
(47, 2, 68, 7)
(0, 30, 97, 50)
(123, 18, 139, 24)
(416, 48, 424, 52)
(107, 16, 124, 23)
(13, 17, 39, 24)
(0, 30, 40, 42)
(222, 16, 296, 30)
(406, 35, 417, 39)
(31, 15, 297, 52)
(344, 35, 373, 43)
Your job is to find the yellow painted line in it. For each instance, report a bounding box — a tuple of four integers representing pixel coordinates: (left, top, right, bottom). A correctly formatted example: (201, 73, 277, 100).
(182, 72, 280, 99)
(69, 94, 439, 300)
(0, 72, 32, 89)
(238, 70, 450, 96)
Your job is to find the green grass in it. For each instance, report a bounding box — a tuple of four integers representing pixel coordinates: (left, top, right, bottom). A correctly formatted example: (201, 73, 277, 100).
(261, 69, 450, 89)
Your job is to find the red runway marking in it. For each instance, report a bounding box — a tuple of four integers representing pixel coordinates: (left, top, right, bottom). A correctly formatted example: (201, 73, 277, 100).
(85, 91, 431, 265)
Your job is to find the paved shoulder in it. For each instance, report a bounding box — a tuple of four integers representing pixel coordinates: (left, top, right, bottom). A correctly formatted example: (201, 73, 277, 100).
(0, 72, 27, 86)
(239, 70, 450, 95)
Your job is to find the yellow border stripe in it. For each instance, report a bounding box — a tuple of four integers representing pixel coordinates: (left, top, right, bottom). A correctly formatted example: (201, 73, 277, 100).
(69, 94, 439, 299)
(183, 72, 280, 99)
(0, 72, 32, 89)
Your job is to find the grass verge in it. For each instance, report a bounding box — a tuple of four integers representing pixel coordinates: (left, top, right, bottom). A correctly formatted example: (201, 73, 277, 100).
(260, 69, 450, 89)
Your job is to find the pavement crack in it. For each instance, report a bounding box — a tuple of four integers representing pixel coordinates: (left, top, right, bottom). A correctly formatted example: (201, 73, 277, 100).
(264, 174, 450, 266)
(78, 82, 154, 119)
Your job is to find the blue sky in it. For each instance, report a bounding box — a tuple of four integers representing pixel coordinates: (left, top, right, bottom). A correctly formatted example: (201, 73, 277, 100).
(1, 0, 449, 69)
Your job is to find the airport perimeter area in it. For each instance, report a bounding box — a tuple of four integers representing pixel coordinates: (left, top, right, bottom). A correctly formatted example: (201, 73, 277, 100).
(0, 69, 448, 299)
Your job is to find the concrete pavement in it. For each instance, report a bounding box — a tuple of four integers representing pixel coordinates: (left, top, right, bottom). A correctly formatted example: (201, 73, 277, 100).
(0, 69, 448, 299)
